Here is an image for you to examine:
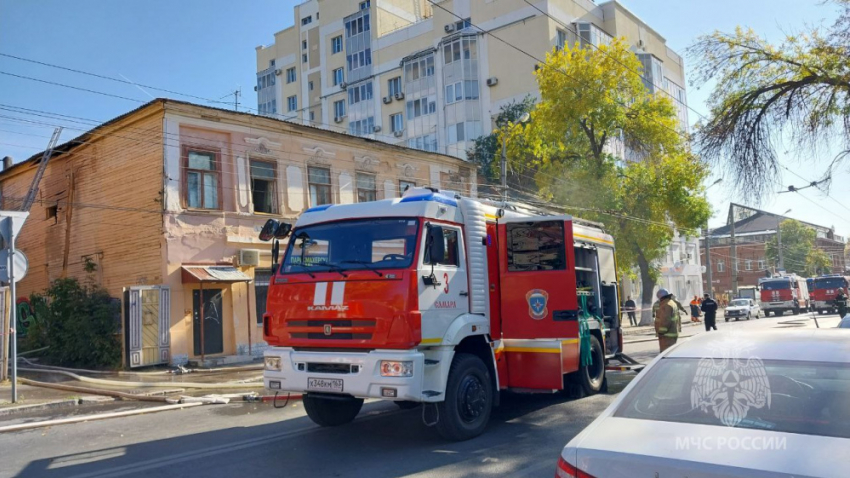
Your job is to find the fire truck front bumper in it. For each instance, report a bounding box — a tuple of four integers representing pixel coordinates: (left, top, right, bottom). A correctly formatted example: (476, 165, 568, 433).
(764, 300, 794, 310)
(814, 300, 832, 309)
(263, 347, 426, 401)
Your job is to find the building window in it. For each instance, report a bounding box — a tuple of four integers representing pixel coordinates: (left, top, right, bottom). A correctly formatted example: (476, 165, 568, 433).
(445, 82, 463, 104)
(333, 67, 344, 86)
(309, 110, 315, 121)
(403, 56, 434, 81)
(389, 113, 403, 133)
(557, 29, 567, 50)
(301, 15, 312, 26)
(717, 260, 724, 273)
(405, 96, 436, 120)
(308, 167, 332, 206)
(333, 99, 346, 118)
(287, 95, 297, 112)
(443, 37, 476, 65)
(506, 221, 565, 271)
(347, 82, 373, 105)
(455, 18, 471, 30)
(758, 259, 766, 270)
(447, 123, 482, 144)
(407, 133, 438, 152)
(184, 148, 220, 209)
(309, 80, 314, 91)
(286, 67, 296, 83)
(302, 40, 307, 50)
(302, 54, 308, 63)
(745, 259, 752, 271)
(399, 180, 415, 194)
(356, 172, 377, 202)
(346, 48, 372, 71)
(348, 117, 375, 136)
(45, 204, 58, 220)
(345, 14, 370, 38)
(360, 0, 370, 10)
(576, 22, 612, 50)
(250, 160, 277, 214)
(387, 76, 402, 96)
(331, 35, 343, 54)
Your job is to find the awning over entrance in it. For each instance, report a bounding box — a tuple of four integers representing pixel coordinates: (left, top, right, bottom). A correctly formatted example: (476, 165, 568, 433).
(181, 265, 251, 283)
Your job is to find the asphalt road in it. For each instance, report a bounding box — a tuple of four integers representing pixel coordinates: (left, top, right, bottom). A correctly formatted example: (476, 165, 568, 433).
(0, 311, 840, 478)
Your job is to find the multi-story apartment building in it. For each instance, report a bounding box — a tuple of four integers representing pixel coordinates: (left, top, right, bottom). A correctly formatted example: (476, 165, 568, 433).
(255, 0, 689, 159)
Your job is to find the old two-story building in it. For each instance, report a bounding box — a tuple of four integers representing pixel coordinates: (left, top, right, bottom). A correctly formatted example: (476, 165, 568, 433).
(0, 99, 474, 367)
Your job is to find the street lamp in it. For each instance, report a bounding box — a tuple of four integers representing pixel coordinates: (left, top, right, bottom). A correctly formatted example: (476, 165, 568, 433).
(704, 178, 723, 298)
(778, 208, 792, 271)
(500, 112, 531, 202)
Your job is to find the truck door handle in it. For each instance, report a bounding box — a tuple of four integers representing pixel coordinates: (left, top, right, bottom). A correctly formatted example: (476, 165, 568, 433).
(459, 291, 469, 297)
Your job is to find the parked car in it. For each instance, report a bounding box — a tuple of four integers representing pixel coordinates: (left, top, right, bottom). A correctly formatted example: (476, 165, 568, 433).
(555, 330, 850, 478)
(724, 298, 760, 321)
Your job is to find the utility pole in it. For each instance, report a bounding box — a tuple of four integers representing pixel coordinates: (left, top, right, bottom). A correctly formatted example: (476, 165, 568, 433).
(776, 209, 791, 271)
(730, 204, 739, 293)
(704, 223, 714, 297)
(500, 134, 507, 203)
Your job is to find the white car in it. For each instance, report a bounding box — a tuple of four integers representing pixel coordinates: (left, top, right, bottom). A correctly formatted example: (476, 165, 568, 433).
(724, 298, 761, 321)
(555, 330, 850, 478)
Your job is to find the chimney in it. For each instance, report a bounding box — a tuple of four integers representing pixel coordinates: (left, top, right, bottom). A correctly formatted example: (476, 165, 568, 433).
(2, 156, 11, 171)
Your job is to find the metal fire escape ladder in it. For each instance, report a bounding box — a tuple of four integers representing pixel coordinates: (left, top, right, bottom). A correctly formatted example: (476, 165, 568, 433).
(20, 127, 63, 213)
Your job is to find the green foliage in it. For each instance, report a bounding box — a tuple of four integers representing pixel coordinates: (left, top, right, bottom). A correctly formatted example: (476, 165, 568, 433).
(25, 278, 121, 369)
(690, 1, 850, 200)
(514, 38, 710, 317)
(766, 220, 833, 276)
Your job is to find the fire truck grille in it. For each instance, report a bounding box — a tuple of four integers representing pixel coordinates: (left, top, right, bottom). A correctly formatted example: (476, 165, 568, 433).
(286, 319, 376, 341)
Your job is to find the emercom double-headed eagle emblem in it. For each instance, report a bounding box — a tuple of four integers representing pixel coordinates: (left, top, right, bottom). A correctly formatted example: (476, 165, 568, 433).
(691, 356, 771, 427)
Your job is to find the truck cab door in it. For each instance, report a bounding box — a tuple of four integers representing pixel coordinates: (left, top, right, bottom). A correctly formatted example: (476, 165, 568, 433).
(497, 217, 578, 339)
(418, 223, 469, 344)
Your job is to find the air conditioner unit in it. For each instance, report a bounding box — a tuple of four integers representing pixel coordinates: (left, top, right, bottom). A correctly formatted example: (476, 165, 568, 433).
(339, 81, 347, 90)
(393, 130, 404, 138)
(239, 249, 261, 267)
(334, 116, 344, 123)
(445, 24, 455, 33)
(274, 68, 282, 76)
(394, 92, 405, 100)
(486, 77, 498, 87)
(382, 95, 392, 104)
(372, 125, 382, 133)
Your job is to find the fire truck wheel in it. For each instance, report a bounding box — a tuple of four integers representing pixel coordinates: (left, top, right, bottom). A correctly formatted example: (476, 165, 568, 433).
(394, 401, 420, 409)
(435, 353, 493, 441)
(578, 335, 606, 396)
(302, 394, 364, 427)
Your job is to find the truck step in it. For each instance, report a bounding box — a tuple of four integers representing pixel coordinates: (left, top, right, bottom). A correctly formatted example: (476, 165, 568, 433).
(422, 390, 442, 397)
(424, 359, 440, 365)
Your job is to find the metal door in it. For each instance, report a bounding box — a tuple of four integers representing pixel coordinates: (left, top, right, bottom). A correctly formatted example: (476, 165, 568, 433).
(193, 289, 224, 356)
(127, 286, 171, 368)
(498, 217, 579, 339)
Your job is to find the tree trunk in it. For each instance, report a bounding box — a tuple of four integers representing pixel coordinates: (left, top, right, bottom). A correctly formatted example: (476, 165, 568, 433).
(635, 248, 656, 326)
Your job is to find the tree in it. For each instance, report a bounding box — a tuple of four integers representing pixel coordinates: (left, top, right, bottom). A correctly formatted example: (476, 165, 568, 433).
(766, 219, 833, 276)
(689, 1, 850, 200)
(511, 38, 711, 325)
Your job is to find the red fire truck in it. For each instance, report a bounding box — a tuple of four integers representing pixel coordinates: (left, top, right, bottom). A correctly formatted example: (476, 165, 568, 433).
(259, 188, 624, 440)
(758, 274, 809, 316)
(809, 275, 850, 314)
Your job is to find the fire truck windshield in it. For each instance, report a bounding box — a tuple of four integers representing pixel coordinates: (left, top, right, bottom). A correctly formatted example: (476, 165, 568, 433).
(761, 280, 791, 290)
(280, 218, 420, 274)
(814, 277, 846, 289)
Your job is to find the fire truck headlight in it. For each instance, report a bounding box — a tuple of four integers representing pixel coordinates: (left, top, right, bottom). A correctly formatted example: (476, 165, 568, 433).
(264, 356, 282, 372)
(380, 360, 413, 377)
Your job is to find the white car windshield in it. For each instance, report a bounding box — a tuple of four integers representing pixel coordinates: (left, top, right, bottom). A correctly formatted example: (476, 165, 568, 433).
(729, 299, 749, 307)
(615, 358, 850, 439)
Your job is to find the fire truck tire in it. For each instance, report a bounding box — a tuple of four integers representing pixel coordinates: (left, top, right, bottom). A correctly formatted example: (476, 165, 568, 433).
(394, 401, 420, 409)
(578, 335, 606, 396)
(302, 394, 364, 427)
(435, 353, 493, 441)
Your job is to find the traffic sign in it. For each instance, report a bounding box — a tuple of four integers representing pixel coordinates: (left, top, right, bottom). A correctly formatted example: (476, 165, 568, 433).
(0, 249, 28, 282)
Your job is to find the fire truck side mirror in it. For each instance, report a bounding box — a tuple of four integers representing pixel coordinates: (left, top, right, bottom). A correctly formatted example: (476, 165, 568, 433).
(259, 219, 281, 242)
(271, 239, 280, 275)
(275, 222, 293, 239)
(426, 224, 446, 264)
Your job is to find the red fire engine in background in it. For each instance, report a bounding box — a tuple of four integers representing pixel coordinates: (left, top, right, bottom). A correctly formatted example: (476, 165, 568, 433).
(259, 188, 630, 440)
(758, 274, 809, 316)
(809, 275, 850, 314)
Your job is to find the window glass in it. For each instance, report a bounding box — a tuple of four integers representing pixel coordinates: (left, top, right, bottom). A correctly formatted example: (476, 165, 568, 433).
(308, 167, 332, 206)
(250, 160, 276, 214)
(506, 221, 566, 271)
(424, 228, 460, 266)
(188, 151, 214, 170)
(399, 180, 415, 194)
(356, 172, 376, 202)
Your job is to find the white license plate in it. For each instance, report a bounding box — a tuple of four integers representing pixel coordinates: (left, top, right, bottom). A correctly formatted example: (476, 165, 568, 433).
(308, 377, 343, 393)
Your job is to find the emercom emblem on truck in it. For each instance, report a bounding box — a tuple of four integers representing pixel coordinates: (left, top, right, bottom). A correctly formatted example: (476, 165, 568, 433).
(526, 289, 549, 320)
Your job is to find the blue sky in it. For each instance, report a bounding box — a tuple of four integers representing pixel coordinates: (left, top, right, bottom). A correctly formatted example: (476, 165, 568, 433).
(1, 0, 846, 234)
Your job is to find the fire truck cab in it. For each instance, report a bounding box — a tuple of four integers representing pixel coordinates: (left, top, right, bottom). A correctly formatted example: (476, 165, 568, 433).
(260, 188, 620, 440)
(810, 275, 850, 314)
(759, 274, 809, 316)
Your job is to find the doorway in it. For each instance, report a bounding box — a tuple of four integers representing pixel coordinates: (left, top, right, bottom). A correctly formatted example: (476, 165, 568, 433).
(193, 289, 224, 356)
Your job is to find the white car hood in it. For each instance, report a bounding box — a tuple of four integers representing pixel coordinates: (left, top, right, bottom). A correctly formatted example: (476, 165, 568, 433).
(568, 418, 844, 478)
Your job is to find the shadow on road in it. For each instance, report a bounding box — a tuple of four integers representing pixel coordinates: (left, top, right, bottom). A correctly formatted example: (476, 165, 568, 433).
(13, 388, 619, 478)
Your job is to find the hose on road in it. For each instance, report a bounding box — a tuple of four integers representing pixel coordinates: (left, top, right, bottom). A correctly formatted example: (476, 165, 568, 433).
(18, 367, 264, 389)
(17, 356, 263, 376)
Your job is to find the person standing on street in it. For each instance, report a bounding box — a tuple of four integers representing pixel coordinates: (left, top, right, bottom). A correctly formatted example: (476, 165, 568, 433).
(701, 293, 718, 331)
(654, 289, 679, 352)
(625, 296, 637, 326)
(689, 296, 702, 323)
(835, 289, 848, 318)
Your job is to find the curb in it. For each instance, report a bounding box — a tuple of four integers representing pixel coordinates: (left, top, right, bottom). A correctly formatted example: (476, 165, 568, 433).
(0, 399, 79, 417)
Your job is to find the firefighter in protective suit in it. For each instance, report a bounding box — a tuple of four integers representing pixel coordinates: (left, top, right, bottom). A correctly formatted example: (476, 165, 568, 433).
(654, 288, 679, 352)
(835, 290, 848, 318)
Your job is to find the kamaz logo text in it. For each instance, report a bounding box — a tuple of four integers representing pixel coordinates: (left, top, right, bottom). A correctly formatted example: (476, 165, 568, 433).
(310, 282, 347, 311)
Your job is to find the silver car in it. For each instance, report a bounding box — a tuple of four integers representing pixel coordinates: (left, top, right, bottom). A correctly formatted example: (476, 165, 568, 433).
(556, 330, 850, 478)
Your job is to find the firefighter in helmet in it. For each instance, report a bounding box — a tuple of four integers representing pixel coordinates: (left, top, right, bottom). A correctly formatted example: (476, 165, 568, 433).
(654, 288, 679, 352)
